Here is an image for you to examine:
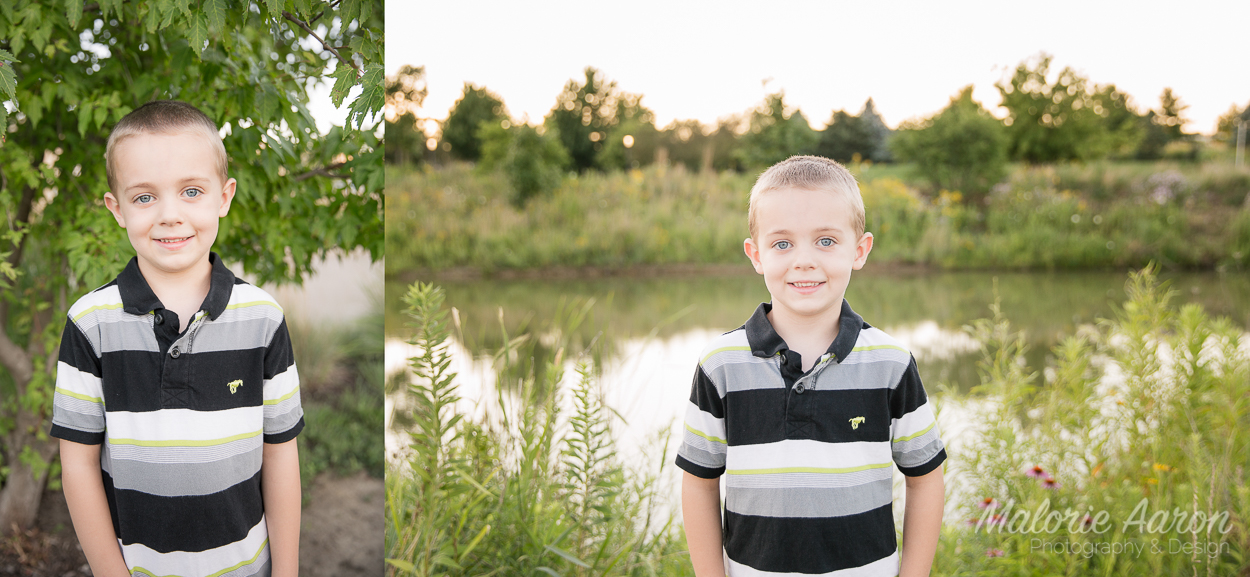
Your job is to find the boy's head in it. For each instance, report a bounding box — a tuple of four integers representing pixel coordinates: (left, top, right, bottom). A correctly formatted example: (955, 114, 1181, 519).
(103, 101, 236, 280)
(743, 156, 873, 323)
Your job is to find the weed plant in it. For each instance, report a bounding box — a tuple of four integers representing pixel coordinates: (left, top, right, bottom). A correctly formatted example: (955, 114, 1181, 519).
(935, 268, 1249, 575)
(386, 282, 693, 576)
(388, 162, 1250, 273)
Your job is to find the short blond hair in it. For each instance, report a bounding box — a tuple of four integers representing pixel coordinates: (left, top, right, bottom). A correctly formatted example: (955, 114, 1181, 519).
(105, 100, 227, 191)
(747, 155, 865, 239)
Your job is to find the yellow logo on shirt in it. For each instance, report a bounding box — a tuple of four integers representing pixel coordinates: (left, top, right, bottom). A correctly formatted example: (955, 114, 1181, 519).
(849, 416, 865, 430)
(228, 380, 243, 394)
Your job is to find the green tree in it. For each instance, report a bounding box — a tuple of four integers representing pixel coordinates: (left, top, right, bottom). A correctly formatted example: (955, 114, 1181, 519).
(479, 123, 569, 206)
(545, 67, 632, 172)
(890, 86, 1007, 202)
(815, 109, 871, 164)
(661, 119, 712, 172)
(385, 64, 428, 166)
(996, 54, 1127, 163)
(0, 0, 383, 532)
(737, 92, 818, 169)
(858, 98, 893, 163)
(1215, 101, 1250, 144)
(1137, 88, 1193, 160)
(441, 83, 507, 162)
(598, 92, 658, 170)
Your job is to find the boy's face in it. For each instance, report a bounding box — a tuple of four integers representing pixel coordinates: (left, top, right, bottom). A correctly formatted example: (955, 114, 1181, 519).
(104, 131, 236, 281)
(744, 187, 873, 323)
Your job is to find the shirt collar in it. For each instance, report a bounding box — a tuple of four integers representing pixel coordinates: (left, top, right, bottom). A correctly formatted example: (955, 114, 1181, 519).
(116, 252, 235, 320)
(743, 299, 864, 363)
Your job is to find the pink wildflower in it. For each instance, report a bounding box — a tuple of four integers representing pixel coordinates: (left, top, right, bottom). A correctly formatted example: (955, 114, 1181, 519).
(1026, 465, 1047, 479)
(1042, 476, 1061, 490)
(986, 548, 1005, 558)
(978, 497, 999, 509)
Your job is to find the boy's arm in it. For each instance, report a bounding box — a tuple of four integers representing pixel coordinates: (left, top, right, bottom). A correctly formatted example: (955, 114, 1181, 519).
(262, 438, 301, 577)
(682, 472, 725, 577)
(60, 440, 131, 577)
(899, 466, 944, 577)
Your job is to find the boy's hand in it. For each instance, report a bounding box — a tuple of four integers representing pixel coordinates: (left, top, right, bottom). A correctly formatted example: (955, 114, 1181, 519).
(682, 472, 726, 577)
(60, 440, 132, 577)
(262, 438, 301, 577)
(900, 466, 944, 577)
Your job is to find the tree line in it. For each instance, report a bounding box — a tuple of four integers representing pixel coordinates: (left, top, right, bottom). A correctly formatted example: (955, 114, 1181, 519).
(387, 54, 1250, 205)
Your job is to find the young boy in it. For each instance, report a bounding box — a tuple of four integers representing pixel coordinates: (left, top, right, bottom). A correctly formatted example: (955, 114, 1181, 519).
(50, 100, 304, 577)
(678, 156, 945, 577)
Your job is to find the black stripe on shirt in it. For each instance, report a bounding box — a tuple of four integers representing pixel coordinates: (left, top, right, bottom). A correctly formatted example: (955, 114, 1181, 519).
(725, 388, 891, 446)
(108, 469, 264, 553)
(723, 503, 897, 574)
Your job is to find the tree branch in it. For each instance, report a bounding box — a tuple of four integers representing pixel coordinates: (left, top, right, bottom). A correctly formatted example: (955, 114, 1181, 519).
(281, 10, 359, 77)
(292, 162, 350, 181)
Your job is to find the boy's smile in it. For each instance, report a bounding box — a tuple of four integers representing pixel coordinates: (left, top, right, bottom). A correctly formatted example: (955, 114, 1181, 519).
(744, 187, 873, 326)
(104, 131, 235, 283)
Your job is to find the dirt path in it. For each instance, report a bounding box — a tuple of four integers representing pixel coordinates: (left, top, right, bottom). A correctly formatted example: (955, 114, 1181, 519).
(1, 471, 383, 577)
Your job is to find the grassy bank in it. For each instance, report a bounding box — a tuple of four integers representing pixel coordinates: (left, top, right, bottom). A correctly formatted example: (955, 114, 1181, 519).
(387, 162, 1250, 273)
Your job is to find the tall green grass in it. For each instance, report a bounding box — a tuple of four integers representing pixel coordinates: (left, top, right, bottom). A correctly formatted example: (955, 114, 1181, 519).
(935, 268, 1249, 575)
(387, 162, 1250, 273)
(385, 283, 692, 576)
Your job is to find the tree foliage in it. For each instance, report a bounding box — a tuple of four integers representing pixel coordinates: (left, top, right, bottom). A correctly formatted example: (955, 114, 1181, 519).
(736, 91, 818, 169)
(891, 86, 1007, 201)
(384, 64, 427, 166)
(997, 54, 1142, 163)
(441, 83, 506, 162)
(0, 0, 383, 532)
(545, 67, 638, 172)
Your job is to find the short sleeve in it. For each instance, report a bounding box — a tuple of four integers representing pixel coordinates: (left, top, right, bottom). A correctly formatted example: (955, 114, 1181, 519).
(50, 316, 106, 445)
(889, 355, 945, 476)
(675, 363, 727, 479)
(261, 317, 304, 443)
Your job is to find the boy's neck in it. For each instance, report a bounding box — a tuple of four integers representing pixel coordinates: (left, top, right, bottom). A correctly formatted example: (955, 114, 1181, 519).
(767, 303, 842, 372)
(137, 257, 213, 331)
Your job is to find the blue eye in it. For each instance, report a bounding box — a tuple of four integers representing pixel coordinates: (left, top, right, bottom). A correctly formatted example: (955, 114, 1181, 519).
(818, 237, 835, 247)
(134, 194, 154, 204)
(773, 240, 792, 250)
(184, 187, 203, 198)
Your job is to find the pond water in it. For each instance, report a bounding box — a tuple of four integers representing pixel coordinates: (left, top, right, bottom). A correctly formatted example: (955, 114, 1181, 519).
(384, 268, 1250, 517)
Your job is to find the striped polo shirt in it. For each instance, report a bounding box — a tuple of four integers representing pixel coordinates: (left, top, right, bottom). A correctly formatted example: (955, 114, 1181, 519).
(676, 300, 945, 577)
(50, 253, 303, 577)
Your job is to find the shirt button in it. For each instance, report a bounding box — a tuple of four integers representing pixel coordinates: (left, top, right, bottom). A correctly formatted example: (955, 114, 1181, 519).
(795, 383, 805, 394)
(779, 355, 787, 364)
(171, 347, 181, 358)
(154, 313, 163, 325)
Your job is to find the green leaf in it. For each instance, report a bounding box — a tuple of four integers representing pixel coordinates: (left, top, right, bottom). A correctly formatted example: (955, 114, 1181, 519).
(77, 103, 92, 137)
(292, 0, 311, 19)
(383, 559, 415, 574)
(328, 62, 357, 108)
(172, 0, 192, 19)
(100, 0, 122, 19)
(544, 545, 590, 568)
(64, 0, 84, 28)
(0, 49, 17, 62)
(93, 105, 108, 131)
(0, 65, 16, 103)
(263, 0, 282, 20)
(205, 0, 226, 31)
(187, 13, 209, 56)
(346, 63, 382, 129)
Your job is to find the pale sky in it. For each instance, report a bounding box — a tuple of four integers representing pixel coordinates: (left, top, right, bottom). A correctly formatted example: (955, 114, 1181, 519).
(388, 0, 1247, 136)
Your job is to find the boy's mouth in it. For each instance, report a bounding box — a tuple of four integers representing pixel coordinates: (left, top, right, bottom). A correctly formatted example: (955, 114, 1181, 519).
(789, 281, 824, 288)
(155, 236, 193, 245)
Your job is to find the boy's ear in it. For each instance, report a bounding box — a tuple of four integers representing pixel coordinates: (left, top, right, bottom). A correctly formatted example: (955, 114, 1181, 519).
(852, 232, 874, 270)
(743, 237, 765, 275)
(218, 178, 237, 218)
(103, 192, 126, 228)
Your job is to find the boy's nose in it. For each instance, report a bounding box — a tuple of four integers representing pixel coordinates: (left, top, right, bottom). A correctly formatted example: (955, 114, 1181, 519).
(157, 198, 184, 224)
